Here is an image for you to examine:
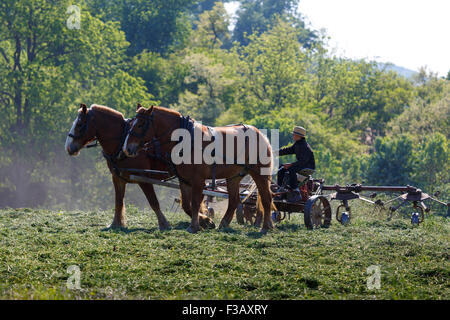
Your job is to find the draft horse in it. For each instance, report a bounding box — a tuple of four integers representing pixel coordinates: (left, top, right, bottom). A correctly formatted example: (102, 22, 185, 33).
(65, 103, 214, 230)
(123, 105, 275, 233)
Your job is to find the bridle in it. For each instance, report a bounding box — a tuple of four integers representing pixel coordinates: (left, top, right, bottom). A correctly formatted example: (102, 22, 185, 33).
(67, 111, 99, 148)
(67, 109, 130, 150)
(127, 111, 195, 185)
(68, 112, 91, 140)
(128, 112, 154, 139)
(128, 111, 182, 151)
(127, 110, 255, 187)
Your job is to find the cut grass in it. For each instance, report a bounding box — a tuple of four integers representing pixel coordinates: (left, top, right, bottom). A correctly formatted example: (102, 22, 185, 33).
(0, 203, 448, 300)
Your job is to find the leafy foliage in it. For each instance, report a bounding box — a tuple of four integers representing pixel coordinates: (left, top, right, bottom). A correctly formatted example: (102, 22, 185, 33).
(87, 0, 196, 55)
(364, 135, 416, 186)
(0, 0, 448, 210)
(232, 0, 316, 47)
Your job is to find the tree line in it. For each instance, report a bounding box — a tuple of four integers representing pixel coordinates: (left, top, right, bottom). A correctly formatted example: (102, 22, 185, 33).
(0, 0, 448, 212)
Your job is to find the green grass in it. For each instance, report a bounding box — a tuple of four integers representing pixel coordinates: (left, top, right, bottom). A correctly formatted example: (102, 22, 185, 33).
(0, 202, 448, 300)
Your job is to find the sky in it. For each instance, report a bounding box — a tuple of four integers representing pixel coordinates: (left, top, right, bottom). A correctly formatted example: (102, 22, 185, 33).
(225, 0, 450, 76)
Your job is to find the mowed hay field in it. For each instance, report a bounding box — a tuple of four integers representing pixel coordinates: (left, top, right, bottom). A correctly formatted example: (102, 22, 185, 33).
(0, 203, 449, 300)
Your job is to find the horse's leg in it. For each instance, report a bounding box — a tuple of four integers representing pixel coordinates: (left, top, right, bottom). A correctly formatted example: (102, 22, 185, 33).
(186, 180, 204, 233)
(179, 182, 193, 217)
(180, 183, 215, 229)
(111, 175, 127, 228)
(138, 183, 170, 231)
(253, 195, 263, 228)
(251, 174, 274, 233)
(219, 177, 242, 229)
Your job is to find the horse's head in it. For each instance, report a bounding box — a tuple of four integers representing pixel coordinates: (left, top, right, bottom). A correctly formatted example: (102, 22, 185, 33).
(65, 103, 96, 156)
(123, 104, 155, 157)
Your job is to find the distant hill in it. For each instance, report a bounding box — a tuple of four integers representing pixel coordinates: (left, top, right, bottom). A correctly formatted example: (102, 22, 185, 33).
(378, 62, 418, 79)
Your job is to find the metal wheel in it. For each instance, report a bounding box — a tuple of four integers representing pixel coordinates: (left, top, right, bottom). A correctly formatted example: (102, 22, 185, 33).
(411, 202, 425, 226)
(271, 210, 283, 223)
(304, 195, 332, 229)
(207, 207, 215, 219)
(336, 204, 351, 225)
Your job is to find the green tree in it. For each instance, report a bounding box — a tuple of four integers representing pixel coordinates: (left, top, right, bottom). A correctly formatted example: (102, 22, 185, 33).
(388, 83, 450, 139)
(0, 0, 154, 208)
(233, 0, 316, 47)
(364, 135, 416, 186)
(190, 0, 232, 19)
(157, 3, 239, 125)
(412, 133, 449, 191)
(87, 0, 195, 55)
(174, 51, 239, 125)
(310, 58, 414, 139)
(238, 19, 309, 119)
(191, 2, 231, 49)
(412, 67, 447, 104)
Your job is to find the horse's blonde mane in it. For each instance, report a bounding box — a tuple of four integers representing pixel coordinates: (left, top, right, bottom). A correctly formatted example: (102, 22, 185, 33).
(90, 104, 124, 120)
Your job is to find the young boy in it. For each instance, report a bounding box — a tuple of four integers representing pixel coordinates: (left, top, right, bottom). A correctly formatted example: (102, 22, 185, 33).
(277, 126, 315, 202)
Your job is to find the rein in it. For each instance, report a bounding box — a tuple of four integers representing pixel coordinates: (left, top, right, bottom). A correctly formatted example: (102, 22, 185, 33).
(130, 111, 194, 185)
(67, 109, 134, 180)
(67, 112, 91, 140)
(67, 112, 99, 148)
(132, 112, 181, 150)
(101, 117, 133, 180)
(128, 110, 265, 187)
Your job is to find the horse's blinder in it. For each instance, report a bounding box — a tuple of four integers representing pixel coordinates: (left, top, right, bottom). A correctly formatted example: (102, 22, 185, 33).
(129, 113, 154, 139)
(68, 111, 92, 140)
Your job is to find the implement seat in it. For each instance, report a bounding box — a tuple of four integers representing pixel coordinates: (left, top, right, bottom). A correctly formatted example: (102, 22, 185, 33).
(296, 168, 315, 185)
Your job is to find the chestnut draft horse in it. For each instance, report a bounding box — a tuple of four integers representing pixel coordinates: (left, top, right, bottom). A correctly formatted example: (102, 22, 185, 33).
(65, 103, 214, 230)
(123, 105, 276, 234)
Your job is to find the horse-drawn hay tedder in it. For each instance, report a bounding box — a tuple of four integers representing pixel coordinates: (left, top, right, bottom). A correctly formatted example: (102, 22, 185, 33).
(128, 169, 449, 230)
(66, 104, 448, 231)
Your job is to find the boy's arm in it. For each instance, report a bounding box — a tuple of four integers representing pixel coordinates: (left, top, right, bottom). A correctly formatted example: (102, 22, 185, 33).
(278, 144, 295, 156)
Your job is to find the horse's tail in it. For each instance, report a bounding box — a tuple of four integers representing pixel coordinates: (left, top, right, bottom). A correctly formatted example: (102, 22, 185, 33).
(258, 130, 277, 213)
(257, 128, 274, 176)
(257, 193, 277, 211)
(249, 127, 276, 225)
(255, 180, 278, 222)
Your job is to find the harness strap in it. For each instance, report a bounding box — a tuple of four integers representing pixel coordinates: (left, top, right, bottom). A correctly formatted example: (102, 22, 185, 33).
(102, 151, 127, 182)
(101, 118, 133, 182)
(211, 162, 216, 190)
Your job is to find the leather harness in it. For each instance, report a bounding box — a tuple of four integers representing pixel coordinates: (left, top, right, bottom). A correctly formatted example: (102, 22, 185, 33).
(69, 109, 253, 187)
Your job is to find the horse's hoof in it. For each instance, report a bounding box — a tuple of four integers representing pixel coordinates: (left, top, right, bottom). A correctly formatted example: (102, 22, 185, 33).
(186, 225, 200, 234)
(159, 223, 171, 231)
(200, 217, 216, 230)
(109, 222, 127, 230)
(253, 220, 262, 228)
(260, 228, 270, 234)
(218, 221, 229, 229)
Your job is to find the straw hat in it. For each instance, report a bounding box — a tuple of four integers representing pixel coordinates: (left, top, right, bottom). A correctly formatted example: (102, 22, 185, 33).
(293, 126, 306, 137)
